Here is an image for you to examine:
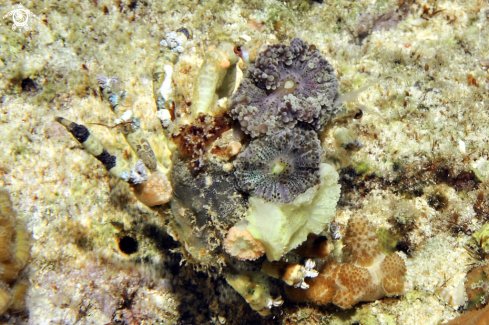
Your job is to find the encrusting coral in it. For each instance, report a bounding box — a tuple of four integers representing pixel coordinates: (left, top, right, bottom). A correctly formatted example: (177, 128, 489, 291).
(234, 127, 323, 204)
(0, 189, 31, 315)
(169, 156, 248, 268)
(229, 38, 338, 137)
(224, 223, 266, 261)
(286, 215, 406, 309)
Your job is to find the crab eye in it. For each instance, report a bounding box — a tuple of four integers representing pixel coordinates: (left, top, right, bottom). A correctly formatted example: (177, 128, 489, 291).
(234, 46, 242, 54)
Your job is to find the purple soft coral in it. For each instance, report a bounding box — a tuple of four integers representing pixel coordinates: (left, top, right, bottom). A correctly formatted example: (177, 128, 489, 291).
(234, 127, 323, 203)
(229, 38, 338, 138)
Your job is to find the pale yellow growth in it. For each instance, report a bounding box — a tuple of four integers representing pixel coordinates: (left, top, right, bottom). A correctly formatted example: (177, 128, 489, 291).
(8, 281, 28, 313)
(150, 132, 173, 173)
(245, 163, 341, 261)
(225, 272, 277, 316)
(191, 42, 240, 119)
(13, 224, 31, 270)
(0, 226, 13, 262)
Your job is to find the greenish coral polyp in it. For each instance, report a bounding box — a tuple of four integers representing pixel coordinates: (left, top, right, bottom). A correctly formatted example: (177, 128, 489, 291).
(270, 161, 286, 175)
(244, 163, 340, 261)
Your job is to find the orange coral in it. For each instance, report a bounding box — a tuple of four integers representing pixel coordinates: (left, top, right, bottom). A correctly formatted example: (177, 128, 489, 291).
(333, 263, 377, 308)
(224, 225, 265, 261)
(342, 214, 380, 267)
(445, 303, 489, 325)
(380, 253, 407, 296)
(285, 215, 406, 309)
(285, 260, 339, 304)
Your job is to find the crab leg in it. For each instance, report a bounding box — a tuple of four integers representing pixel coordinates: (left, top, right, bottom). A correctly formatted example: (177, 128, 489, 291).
(55, 117, 129, 178)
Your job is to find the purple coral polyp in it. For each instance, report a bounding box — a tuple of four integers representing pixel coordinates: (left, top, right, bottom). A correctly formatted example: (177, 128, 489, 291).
(234, 128, 323, 203)
(229, 38, 338, 137)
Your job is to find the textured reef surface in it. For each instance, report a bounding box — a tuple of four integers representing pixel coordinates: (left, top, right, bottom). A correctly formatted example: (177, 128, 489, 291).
(2, 0, 489, 324)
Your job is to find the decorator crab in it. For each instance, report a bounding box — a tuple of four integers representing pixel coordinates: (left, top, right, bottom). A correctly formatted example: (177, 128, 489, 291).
(56, 30, 405, 316)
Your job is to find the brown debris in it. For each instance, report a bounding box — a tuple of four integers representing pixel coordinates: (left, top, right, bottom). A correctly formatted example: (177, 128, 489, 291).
(293, 234, 332, 259)
(474, 191, 489, 221)
(468, 74, 479, 87)
(171, 114, 231, 171)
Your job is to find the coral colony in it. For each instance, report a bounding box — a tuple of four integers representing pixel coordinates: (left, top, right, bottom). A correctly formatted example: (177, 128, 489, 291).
(0, 189, 30, 315)
(229, 38, 338, 136)
(56, 34, 406, 316)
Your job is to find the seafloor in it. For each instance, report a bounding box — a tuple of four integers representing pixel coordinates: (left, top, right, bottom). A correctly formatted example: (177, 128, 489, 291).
(1, 0, 489, 324)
